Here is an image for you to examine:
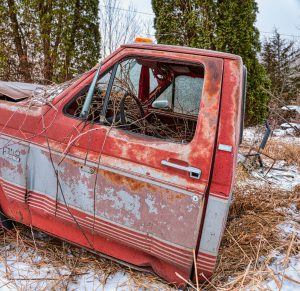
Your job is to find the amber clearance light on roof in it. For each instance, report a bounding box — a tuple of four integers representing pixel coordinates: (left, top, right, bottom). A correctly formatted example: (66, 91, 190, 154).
(134, 37, 154, 43)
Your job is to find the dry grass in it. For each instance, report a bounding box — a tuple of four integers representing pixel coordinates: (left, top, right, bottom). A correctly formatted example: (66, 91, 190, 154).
(210, 185, 300, 290)
(235, 163, 251, 182)
(0, 226, 173, 290)
(206, 137, 300, 289)
(263, 140, 300, 167)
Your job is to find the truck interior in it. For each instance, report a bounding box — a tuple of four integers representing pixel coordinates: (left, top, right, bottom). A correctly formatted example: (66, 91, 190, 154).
(66, 58, 205, 143)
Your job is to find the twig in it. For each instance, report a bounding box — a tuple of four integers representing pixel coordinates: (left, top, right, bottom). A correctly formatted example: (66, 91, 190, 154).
(225, 229, 251, 261)
(193, 249, 199, 291)
(8, 272, 88, 281)
(279, 231, 296, 290)
(240, 260, 252, 288)
(284, 274, 300, 285)
(175, 272, 197, 290)
(267, 266, 281, 289)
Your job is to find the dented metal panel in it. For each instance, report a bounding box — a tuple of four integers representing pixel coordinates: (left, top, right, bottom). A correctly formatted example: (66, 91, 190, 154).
(0, 81, 46, 100)
(0, 44, 244, 286)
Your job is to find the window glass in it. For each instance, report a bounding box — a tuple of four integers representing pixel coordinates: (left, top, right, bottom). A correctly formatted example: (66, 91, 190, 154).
(155, 83, 173, 107)
(174, 76, 203, 115)
(153, 76, 204, 115)
(96, 71, 111, 91)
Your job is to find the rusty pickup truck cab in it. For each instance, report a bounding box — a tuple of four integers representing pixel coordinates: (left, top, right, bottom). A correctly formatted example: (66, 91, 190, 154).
(0, 41, 246, 286)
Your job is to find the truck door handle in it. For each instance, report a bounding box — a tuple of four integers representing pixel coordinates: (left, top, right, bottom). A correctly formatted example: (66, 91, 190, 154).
(161, 160, 201, 179)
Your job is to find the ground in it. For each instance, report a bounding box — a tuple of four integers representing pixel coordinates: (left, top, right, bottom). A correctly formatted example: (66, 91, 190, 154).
(0, 126, 299, 290)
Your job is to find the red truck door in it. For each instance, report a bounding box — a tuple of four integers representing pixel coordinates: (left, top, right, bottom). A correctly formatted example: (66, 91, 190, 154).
(32, 49, 223, 283)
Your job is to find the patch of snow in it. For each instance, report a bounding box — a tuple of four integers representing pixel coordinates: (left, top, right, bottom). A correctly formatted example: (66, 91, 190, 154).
(273, 127, 298, 138)
(277, 222, 300, 237)
(99, 272, 131, 290)
(265, 255, 300, 291)
(276, 203, 300, 238)
(238, 153, 246, 162)
(263, 165, 300, 191)
(68, 271, 131, 291)
(0, 239, 169, 290)
(243, 125, 299, 145)
(273, 128, 288, 137)
(276, 204, 299, 219)
(274, 135, 300, 145)
(240, 127, 300, 191)
(242, 127, 263, 144)
(281, 123, 300, 130)
(281, 105, 300, 114)
(0, 256, 128, 290)
(238, 162, 300, 191)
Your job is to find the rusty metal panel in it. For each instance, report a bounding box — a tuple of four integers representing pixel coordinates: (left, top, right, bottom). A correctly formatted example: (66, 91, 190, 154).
(0, 45, 243, 286)
(196, 58, 243, 280)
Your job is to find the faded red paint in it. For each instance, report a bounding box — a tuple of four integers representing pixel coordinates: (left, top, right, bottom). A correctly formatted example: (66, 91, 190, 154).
(0, 43, 244, 287)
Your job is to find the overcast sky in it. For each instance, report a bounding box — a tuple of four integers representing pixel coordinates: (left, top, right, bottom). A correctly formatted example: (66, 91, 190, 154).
(121, 0, 300, 41)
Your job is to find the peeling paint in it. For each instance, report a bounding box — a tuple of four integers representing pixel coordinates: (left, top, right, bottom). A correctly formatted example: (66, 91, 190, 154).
(145, 194, 158, 214)
(0, 44, 244, 286)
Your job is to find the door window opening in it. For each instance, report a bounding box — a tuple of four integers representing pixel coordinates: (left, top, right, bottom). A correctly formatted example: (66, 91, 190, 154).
(65, 58, 205, 143)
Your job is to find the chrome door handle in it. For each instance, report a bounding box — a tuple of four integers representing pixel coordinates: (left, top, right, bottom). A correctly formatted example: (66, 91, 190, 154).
(161, 160, 201, 179)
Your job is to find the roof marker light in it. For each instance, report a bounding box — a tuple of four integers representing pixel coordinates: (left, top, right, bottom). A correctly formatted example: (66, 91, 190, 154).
(134, 37, 154, 43)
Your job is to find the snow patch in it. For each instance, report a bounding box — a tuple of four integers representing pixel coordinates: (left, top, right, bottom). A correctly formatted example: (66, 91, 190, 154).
(265, 255, 300, 291)
(242, 127, 264, 144)
(281, 123, 300, 130)
(281, 105, 300, 114)
(239, 163, 300, 191)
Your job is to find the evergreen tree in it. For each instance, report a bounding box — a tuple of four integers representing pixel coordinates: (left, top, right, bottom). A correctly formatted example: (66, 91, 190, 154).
(261, 29, 300, 102)
(152, 0, 270, 124)
(0, 0, 101, 84)
(215, 0, 269, 124)
(152, 0, 199, 47)
(152, 0, 216, 49)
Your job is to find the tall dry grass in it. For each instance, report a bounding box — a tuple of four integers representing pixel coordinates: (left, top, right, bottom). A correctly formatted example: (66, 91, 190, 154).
(263, 140, 300, 167)
(208, 184, 299, 290)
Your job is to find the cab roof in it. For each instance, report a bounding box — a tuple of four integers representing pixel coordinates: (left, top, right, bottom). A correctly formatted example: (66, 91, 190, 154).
(121, 42, 242, 61)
